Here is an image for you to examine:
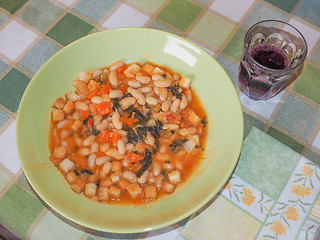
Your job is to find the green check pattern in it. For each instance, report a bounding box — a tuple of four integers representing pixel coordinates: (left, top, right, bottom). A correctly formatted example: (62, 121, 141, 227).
(0, 0, 320, 239)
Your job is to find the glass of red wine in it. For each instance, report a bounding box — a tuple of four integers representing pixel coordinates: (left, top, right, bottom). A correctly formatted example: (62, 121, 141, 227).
(238, 20, 307, 100)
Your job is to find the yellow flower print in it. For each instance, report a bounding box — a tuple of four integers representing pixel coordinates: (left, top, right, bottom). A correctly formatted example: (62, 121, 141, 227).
(285, 207, 299, 221)
(267, 204, 272, 212)
(224, 181, 232, 190)
(291, 184, 311, 198)
(270, 220, 286, 235)
(302, 165, 313, 177)
(241, 187, 256, 206)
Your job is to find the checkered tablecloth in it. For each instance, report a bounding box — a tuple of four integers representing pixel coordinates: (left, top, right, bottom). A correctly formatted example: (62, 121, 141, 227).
(0, 0, 320, 239)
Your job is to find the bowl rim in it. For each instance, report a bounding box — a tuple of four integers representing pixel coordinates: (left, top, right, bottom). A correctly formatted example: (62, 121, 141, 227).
(16, 27, 244, 233)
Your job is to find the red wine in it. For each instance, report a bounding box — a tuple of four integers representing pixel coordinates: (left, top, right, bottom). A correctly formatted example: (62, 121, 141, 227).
(250, 44, 290, 70)
(238, 43, 290, 100)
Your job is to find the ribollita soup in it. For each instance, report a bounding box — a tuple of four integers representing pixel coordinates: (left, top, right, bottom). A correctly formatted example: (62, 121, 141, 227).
(49, 60, 208, 205)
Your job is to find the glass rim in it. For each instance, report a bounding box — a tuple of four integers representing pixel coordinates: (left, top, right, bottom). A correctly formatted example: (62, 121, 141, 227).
(243, 19, 308, 73)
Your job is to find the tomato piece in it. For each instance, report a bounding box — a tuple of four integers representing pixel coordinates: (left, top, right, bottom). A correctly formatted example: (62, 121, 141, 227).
(100, 130, 112, 142)
(96, 102, 112, 116)
(79, 110, 90, 120)
(134, 197, 145, 205)
(125, 152, 144, 164)
(181, 107, 192, 120)
(119, 85, 127, 92)
(77, 158, 86, 169)
(110, 132, 121, 143)
(139, 69, 149, 76)
(166, 113, 175, 121)
(116, 65, 127, 75)
(123, 117, 138, 127)
(87, 118, 94, 128)
(100, 131, 121, 143)
(87, 89, 99, 100)
(100, 84, 111, 95)
(97, 151, 106, 157)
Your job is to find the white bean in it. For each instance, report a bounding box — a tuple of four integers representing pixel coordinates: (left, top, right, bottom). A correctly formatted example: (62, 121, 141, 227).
(138, 86, 152, 93)
(105, 148, 123, 160)
(120, 97, 136, 110)
(130, 88, 146, 105)
(170, 99, 180, 113)
(122, 159, 129, 168)
(100, 162, 112, 178)
(100, 143, 110, 152)
(146, 96, 158, 105)
(173, 73, 180, 81)
(112, 112, 122, 130)
(79, 148, 90, 155)
(96, 156, 110, 165)
(102, 93, 111, 102)
(75, 101, 89, 111)
(179, 77, 191, 89)
(117, 139, 126, 154)
(91, 142, 99, 153)
(66, 92, 80, 102)
(136, 75, 151, 84)
(124, 64, 141, 77)
(153, 87, 160, 96)
(179, 127, 197, 136)
(152, 74, 164, 81)
(138, 170, 149, 184)
(159, 88, 167, 101)
(57, 119, 70, 129)
(91, 69, 102, 79)
(93, 115, 102, 126)
(78, 71, 91, 83)
(91, 96, 103, 104)
(88, 154, 96, 169)
(96, 119, 108, 131)
(116, 130, 127, 138)
(128, 80, 142, 88)
(123, 171, 137, 183)
(72, 111, 80, 120)
(186, 89, 192, 102)
(109, 90, 123, 98)
(60, 130, 69, 139)
(83, 136, 95, 146)
(145, 131, 155, 146)
(154, 79, 172, 88)
(163, 124, 179, 130)
(110, 60, 125, 71)
(180, 95, 188, 109)
(109, 70, 118, 86)
(125, 143, 134, 152)
(152, 67, 164, 75)
(161, 100, 171, 112)
(153, 162, 161, 176)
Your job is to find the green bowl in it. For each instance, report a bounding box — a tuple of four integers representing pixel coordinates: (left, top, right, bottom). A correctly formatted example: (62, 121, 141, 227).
(16, 28, 243, 233)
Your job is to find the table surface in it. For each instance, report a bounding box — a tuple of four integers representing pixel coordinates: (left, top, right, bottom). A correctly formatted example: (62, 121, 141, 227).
(0, 0, 319, 239)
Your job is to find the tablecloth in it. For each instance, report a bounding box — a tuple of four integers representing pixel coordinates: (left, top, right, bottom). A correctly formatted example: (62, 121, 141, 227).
(0, 0, 319, 239)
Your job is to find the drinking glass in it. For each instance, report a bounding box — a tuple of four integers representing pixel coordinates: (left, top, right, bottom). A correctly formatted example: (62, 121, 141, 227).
(238, 20, 307, 100)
